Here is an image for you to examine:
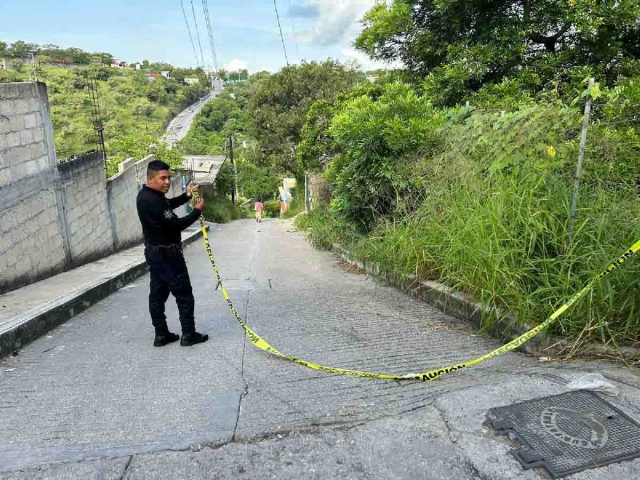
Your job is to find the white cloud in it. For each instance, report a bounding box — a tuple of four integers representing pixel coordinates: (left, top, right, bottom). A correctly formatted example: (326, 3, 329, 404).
(224, 58, 249, 72)
(301, 0, 376, 46)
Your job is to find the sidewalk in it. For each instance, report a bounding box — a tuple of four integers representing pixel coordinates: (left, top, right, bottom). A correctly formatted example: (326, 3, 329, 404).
(0, 224, 206, 358)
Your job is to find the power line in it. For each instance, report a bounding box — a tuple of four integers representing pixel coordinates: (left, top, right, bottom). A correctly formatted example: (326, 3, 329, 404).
(273, 0, 290, 67)
(180, 0, 201, 68)
(190, 0, 207, 69)
(201, 0, 219, 79)
(287, 0, 301, 62)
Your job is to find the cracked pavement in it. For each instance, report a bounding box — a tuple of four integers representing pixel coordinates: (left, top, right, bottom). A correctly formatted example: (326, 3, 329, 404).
(1, 218, 640, 479)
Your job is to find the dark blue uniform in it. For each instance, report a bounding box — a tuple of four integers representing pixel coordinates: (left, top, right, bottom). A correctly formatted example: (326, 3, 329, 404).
(136, 185, 200, 335)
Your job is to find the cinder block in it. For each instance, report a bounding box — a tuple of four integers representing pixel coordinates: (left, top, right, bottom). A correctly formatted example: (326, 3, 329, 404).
(69, 220, 81, 235)
(6, 145, 33, 170)
(28, 142, 46, 162)
(30, 128, 44, 143)
(22, 159, 40, 177)
(0, 116, 23, 135)
(0, 99, 18, 117)
(25, 97, 40, 114)
(24, 113, 42, 129)
(18, 129, 34, 145)
(0, 166, 11, 187)
(0, 83, 24, 100)
(12, 99, 32, 115)
(47, 222, 61, 239)
(0, 133, 11, 152)
(34, 155, 49, 172)
(4, 131, 21, 149)
(0, 253, 8, 275)
(65, 208, 77, 224)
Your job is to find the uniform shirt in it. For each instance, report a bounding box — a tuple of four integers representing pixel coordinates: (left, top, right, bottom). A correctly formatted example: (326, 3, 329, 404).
(136, 185, 200, 246)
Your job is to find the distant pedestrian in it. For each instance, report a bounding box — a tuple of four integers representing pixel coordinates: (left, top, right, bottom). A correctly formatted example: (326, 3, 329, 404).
(136, 160, 209, 347)
(254, 199, 264, 222)
(279, 187, 288, 217)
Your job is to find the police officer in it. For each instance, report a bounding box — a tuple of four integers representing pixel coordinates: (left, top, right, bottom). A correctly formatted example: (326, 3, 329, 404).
(136, 159, 209, 347)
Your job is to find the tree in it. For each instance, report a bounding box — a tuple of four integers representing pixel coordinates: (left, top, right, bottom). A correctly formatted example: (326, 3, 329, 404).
(7, 40, 38, 58)
(327, 81, 444, 230)
(298, 82, 388, 173)
(250, 60, 360, 174)
(355, 1, 640, 105)
(217, 69, 228, 81)
(10, 59, 24, 72)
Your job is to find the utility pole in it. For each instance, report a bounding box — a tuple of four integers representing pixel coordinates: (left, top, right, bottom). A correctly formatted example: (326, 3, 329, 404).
(570, 78, 595, 237)
(229, 134, 238, 204)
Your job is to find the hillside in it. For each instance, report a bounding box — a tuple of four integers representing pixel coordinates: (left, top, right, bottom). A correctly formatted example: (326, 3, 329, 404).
(0, 40, 210, 174)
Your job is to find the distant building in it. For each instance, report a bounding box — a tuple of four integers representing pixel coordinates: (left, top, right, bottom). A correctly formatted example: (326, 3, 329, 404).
(184, 77, 199, 85)
(161, 70, 170, 78)
(0, 58, 8, 70)
(182, 155, 226, 185)
(366, 76, 377, 83)
(147, 73, 160, 81)
(110, 58, 128, 68)
(134, 63, 141, 70)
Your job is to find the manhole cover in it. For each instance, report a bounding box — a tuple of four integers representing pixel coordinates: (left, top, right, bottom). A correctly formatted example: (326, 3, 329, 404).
(485, 390, 640, 478)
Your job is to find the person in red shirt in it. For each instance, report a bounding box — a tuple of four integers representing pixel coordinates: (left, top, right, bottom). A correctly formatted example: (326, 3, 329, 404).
(254, 199, 264, 222)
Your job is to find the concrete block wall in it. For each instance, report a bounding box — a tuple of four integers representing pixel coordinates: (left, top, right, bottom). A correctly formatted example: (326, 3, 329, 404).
(0, 82, 69, 293)
(57, 151, 114, 264)
(0, 82, 192, 294)
(107, 156, 146, 250)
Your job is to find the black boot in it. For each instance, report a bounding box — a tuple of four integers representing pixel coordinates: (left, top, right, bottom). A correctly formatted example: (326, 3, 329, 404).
(153, 332, 180, 347)
(180, 332, 209, 346)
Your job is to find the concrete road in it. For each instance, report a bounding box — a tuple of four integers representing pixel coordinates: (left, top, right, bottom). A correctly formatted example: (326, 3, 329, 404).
(165, 89, 220, 148)
(1, 219, 640, 479)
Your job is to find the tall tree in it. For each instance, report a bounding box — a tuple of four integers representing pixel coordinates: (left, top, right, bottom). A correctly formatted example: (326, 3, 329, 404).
(7, 40, 38, 58)
(250, 60, 359, 173)
(356, 0, 640, 105)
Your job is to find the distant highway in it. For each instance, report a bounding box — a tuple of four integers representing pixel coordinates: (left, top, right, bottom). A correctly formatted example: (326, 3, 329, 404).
(164, 88, 221, 148)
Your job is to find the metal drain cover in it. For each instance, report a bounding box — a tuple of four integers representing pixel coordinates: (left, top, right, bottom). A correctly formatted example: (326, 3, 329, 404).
(485, 390, 640, 478)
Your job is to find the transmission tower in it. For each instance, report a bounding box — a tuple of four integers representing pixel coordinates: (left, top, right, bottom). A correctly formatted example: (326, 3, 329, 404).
(87, 76, 107, 169)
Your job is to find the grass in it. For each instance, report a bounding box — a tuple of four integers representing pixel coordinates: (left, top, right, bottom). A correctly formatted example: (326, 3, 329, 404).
(202, 194, 247, 223)
(296, 170, 640, 349)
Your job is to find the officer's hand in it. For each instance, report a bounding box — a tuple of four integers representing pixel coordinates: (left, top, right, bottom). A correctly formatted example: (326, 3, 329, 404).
(194, 198, 205, 211)
(186, 182, 195, 197)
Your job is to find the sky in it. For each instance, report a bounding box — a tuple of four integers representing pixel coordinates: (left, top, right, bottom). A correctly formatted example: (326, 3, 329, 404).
(3, 0, 394, 73)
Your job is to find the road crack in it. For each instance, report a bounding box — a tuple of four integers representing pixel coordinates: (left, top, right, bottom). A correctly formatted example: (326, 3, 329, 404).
(232, 280, 252, 442)
(118, 455, 133, 480)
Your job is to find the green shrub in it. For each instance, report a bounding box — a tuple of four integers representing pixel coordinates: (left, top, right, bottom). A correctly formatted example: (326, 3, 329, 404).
(263, 200, 280, 218)
(202, 196, 244, 223)
(328, 82, 445, 230)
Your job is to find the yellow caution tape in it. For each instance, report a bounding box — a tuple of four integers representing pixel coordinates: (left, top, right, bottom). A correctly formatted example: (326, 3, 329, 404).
(191, 188, 639, 381)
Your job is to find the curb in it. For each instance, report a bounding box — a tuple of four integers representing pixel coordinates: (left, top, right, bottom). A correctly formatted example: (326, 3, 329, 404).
(331, 243, 640, 362)
(0, 227, 207, 359)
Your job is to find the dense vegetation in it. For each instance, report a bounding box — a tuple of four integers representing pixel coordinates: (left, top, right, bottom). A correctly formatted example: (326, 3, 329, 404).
(178, 61, 360, 220)
(293, 2, 640, 350)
